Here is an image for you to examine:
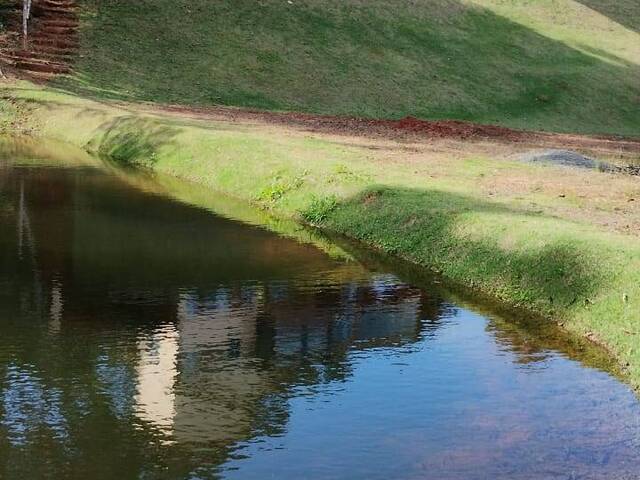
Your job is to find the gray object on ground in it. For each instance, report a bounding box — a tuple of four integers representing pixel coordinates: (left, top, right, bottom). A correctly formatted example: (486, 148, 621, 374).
(518, 149, 615, 172)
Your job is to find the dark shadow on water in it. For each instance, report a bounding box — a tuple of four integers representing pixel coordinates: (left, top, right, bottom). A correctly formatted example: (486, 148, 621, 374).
(0, 142, 638, 480)
(0, 161, 447, 478)
(321, 229, 623, 379)
(322, 185, 606, 318)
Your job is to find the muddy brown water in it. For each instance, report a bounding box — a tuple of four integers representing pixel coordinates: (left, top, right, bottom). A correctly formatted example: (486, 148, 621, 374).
(1, 137, 640, 480)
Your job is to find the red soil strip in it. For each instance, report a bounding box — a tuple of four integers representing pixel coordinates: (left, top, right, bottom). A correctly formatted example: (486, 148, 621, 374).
(155, 103, 640, 155)
(282, 113, 524, 141)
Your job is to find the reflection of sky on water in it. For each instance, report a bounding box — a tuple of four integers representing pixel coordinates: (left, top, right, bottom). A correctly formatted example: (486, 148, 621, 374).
(96, 354, 137, 420)
(2, 365, 68, 447)
(223, 310, 640, 480)
(1, 159, 640, 479)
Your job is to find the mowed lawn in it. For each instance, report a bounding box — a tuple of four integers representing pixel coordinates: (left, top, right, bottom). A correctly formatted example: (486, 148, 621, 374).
(2, 2, 640, 385)
(63, 0, 640, 136)
(3, 82, 640, 387)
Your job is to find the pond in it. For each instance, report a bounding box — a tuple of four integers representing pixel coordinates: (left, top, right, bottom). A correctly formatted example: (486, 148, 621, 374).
(1, 137, 640, 480)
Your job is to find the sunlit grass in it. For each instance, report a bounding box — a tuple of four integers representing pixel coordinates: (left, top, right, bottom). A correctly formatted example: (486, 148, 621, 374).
(45, 0, 640, 136)
(4, 84, 640, 387)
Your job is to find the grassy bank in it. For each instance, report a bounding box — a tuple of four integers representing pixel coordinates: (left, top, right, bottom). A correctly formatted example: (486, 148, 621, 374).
(3, 83, 640, 386)
(55, 0, 640, 136)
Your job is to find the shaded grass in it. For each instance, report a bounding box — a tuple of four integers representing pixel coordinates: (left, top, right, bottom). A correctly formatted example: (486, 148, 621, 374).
(4, 84, 640, 387)
(321, 186, 628, 317)
(87, 116, 181, 168)
(573, 0, 640, 34)
(53, 0, 640, 136)
(0, 85, 640, 386)
(0, 96, 34, 135)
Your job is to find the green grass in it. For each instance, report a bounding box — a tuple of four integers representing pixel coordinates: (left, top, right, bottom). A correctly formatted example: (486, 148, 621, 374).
(5, 84, 640, 387)
(54, 0, 640, 136)
(0, 100, 17, 130)
(0, 96, 31, 134)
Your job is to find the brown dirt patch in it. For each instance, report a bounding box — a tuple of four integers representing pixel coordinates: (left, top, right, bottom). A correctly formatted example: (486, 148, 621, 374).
(152, 103, 640, 161)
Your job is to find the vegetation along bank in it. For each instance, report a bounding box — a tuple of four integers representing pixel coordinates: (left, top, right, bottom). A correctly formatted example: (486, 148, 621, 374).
(2, 82, 640, 388)
(1, 0, 640, 384)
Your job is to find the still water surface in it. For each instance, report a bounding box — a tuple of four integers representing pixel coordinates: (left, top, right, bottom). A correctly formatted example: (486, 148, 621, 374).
(1, 139, 640, 479)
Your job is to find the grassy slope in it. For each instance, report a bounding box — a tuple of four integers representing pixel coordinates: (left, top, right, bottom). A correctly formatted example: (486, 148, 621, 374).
(4, 84, 640, 386)
(59, 0, 640, 136)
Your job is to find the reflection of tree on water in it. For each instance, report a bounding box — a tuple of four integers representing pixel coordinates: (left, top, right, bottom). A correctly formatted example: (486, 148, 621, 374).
(0, 165, 450, 478)
(0, 159, 628, 479)
(164, 278, 439, 443)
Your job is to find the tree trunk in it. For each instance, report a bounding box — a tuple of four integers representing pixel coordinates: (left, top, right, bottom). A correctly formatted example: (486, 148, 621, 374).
(22, 0, 33, 49)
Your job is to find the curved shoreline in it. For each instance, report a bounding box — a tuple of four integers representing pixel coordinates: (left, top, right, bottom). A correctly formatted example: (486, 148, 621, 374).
(3, 83, 640, 388)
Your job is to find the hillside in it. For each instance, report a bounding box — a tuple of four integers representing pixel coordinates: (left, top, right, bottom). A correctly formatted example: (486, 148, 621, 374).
(47, 0, 640, 136)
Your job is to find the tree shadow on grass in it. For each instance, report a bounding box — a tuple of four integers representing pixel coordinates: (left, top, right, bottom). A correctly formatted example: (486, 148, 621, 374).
(320, 185, 610, 318)
(575, 0, 640, 34)
(323, 223, 624, 379)
(54, 0, 640, 135)
(86, 116, 181, 168)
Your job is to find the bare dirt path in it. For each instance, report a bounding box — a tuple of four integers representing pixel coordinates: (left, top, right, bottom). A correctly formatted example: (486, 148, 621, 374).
(148, 103, 640, 164)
